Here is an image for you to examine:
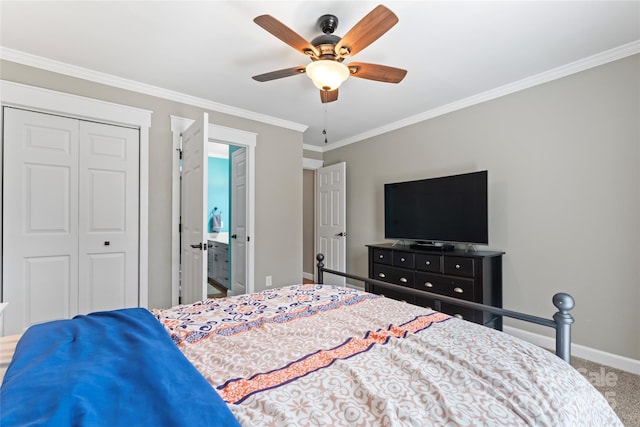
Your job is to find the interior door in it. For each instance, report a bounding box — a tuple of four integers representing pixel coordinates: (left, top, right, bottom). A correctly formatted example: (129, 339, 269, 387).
(2, 108, 80, 334)
(230, 147, 247, 296)
(180, 113, 208, 304)
(78, 121, 139, 313)
(2, 107, 140, 335)
(316, 162, 347, 285)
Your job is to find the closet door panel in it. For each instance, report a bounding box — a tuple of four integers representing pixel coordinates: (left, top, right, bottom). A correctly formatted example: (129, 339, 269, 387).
(26, 163, 71, 232)
(85, 253, 126, 312)
(78, 121, 139, 313)
(25, 256, 71, 324)
(87, 169, 126, 231)
(2, 108, 79, 335)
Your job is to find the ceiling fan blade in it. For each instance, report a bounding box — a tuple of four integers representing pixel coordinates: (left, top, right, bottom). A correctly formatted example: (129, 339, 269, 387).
(252, 66, 307, 82)
(320, 89, 339, 103)
(254, 15, 319, 57)
(335, 5, 398, 58)
(347, 62, 407, 83)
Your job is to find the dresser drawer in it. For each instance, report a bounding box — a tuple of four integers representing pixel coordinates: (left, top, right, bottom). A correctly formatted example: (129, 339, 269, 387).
(372, 264, 414, 287)
(444, 256, 475, 277)
(414, 272, 475, 301)
(440, 303, 477, 322)
(393, 251, 415, 269)
(415, 253, 442, 273)
(372, 248, 393, 265)
(371, 284, 415, 305)
(415, 294, 476, 320)
(414, 295, 437, 311)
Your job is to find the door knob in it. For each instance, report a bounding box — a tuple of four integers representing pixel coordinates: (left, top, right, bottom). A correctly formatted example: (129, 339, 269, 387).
(335, 232, 347, 237)
(190, 243, 203, 250)
(231, 234, 237, 239)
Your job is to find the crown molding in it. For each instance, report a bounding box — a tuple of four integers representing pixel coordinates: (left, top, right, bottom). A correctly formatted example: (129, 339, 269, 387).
(2, 40, 637, 153)
(322, 40, 640, 152)
(302, 143, 324, 153)
(303, 158, 324, 170)
(0, 47, 308, 134)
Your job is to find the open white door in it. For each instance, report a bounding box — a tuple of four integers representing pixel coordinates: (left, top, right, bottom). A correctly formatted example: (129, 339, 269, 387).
(180, 113, 208, 304)
(172, 117, 256, 306)
(316, 162, 347, 285)
(229, 147, 247, 296)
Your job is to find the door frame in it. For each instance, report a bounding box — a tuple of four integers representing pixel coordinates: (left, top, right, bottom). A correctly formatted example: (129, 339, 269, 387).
(0, 80, 152, 307)
(303, 158, 324, 282)
(170, 116, 256, 306)
(315, 162, 347, 285)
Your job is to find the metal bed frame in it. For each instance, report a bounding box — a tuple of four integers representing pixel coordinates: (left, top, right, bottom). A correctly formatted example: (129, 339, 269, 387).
(316, 254, 575, 363)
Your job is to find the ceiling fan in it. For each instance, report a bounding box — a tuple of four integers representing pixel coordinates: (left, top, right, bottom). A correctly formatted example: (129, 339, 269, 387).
(252, 4, 407, 103)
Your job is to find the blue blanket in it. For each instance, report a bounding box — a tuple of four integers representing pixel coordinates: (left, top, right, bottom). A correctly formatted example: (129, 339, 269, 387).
(0, 308, 240, 427)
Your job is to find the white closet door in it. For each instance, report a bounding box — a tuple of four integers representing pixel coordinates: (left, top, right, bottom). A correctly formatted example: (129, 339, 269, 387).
(2, 108, 140, 335)
(2, 108, 80, 335)
(78, 121, 139, 313)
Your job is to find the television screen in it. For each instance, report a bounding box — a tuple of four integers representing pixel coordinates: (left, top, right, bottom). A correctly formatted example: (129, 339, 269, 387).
(384, 171, 488, 245)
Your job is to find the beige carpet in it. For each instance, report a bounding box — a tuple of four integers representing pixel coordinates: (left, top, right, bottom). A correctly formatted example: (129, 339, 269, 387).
(571, 356, 640, 426)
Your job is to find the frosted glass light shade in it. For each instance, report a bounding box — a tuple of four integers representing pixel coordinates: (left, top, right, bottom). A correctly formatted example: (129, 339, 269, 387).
(305, 60, 350, 91)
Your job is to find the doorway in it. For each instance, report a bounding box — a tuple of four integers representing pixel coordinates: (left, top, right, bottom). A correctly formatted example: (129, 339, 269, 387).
(170, 116, 256, 306)
(303, 158, 323, 281)
(206, 142, 244, 299)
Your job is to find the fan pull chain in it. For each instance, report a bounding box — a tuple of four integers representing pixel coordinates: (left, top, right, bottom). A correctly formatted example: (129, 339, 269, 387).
(323, 104, 328, 143)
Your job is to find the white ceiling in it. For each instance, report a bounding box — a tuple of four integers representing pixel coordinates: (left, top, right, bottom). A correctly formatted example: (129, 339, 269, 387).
(1, 1, 639, 149)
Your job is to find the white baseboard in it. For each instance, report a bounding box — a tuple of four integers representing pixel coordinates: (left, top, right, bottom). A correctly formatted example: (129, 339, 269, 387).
(303, 272, 314, 282)
(503, 325, 640, 375)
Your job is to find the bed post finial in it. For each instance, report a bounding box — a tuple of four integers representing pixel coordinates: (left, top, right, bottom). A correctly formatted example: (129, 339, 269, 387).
(316, 253, 325, 284)
(552, 293, 575, 363)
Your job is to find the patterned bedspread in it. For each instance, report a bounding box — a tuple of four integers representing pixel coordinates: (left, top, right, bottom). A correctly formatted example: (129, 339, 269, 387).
(154, 285, 621, 426)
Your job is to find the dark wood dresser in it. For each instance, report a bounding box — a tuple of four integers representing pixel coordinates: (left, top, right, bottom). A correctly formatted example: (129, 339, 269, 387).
(367, 243, 504, 330)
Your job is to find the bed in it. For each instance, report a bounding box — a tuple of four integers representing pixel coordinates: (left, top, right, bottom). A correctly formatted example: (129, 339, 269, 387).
(1, 257, 622, 426)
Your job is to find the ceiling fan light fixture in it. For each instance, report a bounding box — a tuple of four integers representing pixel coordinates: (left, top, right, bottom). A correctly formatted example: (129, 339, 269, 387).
(306, 60, 350, 91)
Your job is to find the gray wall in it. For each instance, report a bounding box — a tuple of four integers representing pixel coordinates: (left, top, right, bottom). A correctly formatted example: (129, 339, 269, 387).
(323, 54, 640, 360)
(1, 60, 304, 308)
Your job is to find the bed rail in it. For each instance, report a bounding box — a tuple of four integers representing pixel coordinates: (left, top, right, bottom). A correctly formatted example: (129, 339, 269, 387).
(316, 253, 575, 363)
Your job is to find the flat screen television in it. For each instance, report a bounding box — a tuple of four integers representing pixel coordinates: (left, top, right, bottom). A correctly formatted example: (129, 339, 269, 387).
(384, 170, 488, 245)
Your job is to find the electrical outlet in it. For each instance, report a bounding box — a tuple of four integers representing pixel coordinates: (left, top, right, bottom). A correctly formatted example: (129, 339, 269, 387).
(266, 275, 272, 287)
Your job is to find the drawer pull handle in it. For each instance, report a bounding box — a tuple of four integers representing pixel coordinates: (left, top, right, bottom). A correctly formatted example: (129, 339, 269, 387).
(400, 257, 406, 262)
(378, 273, 386, 278)
(455, 264, 461, 269)
(454, 314, 464, 319)
(379, 254, 384, 259)
(453, 287, 464, 294)
(400, 277, 408, 283)
(425, 261, 431, 266)
(423, 282, 433, 288)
